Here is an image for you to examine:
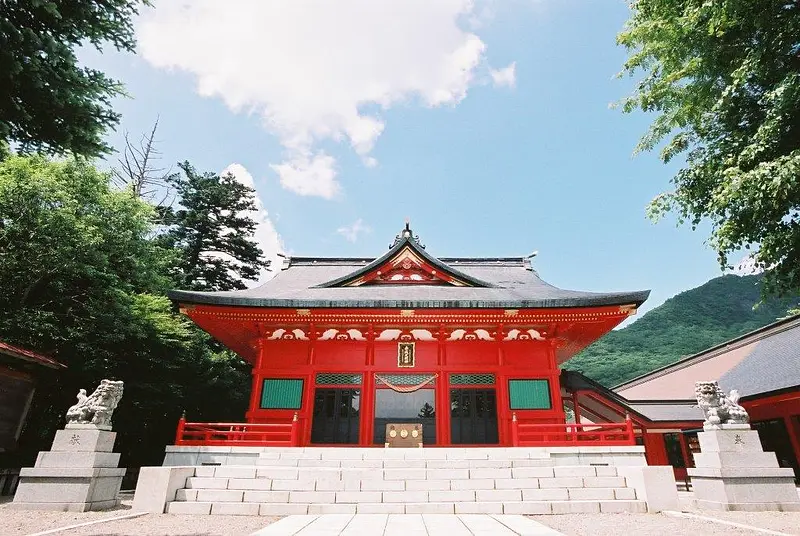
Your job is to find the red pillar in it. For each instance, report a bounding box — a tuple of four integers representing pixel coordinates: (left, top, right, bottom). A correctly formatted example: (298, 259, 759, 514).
(783, 415, 800, 471)
(548, 340, 566, 423)
(246, 337, 267, 422)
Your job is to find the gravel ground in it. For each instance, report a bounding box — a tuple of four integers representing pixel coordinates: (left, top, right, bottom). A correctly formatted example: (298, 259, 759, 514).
(531, 511, 800, 536)
(0, 498, 132, 536)
(3, 496, 798, 536)
(0, 498, 278, 536)
(59, 513, 278, 536)
(684, 508, 800, 535)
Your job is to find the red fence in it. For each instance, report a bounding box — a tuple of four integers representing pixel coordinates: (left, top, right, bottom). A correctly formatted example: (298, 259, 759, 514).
(175, 413, 300, 447)
(511, 413, 635, 446)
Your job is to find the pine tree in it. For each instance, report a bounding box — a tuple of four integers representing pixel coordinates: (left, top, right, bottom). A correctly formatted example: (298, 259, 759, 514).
(160, 161, 270, 291)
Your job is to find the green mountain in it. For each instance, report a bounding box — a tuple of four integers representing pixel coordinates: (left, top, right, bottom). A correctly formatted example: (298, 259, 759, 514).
(563, 274, 797, 387)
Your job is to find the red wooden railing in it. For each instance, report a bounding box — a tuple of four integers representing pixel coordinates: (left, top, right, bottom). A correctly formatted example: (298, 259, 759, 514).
(175, 412, 300, 447)
(511, 412, 635, 446)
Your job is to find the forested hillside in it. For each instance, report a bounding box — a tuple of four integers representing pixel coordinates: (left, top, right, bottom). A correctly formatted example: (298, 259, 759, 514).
(563, 275, 797, 387)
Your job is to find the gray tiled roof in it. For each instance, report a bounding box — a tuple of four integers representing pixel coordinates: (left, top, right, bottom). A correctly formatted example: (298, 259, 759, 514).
(718, 320, 800, 398)
(613, 315, 800, 399)
(168, 255, 650, 309)
(627, 402, 703, 422)
(562, 370, 702, 423)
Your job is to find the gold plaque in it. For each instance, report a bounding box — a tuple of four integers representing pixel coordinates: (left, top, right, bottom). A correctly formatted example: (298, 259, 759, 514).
(397, 341, 415, 368)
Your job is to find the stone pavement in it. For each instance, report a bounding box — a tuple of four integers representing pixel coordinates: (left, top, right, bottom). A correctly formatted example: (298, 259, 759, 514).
(250, 513, 564, 535)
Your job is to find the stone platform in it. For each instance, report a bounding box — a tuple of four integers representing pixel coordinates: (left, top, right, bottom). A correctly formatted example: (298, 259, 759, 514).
(12, 424, 125, 512)
(688, 426, 800, 512)
(134, 446, 678, 515)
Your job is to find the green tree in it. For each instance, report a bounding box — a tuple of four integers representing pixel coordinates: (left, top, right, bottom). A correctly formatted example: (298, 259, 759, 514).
(0, 154, 249, 468)
(618, 1, 800, 296)
(0, 0, 149, 156)
(160, 161, 270, 291)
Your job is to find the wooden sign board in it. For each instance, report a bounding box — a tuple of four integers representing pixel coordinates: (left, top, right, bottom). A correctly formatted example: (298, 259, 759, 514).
(385, 423, 423, 448)
(397, 342, 415, 368)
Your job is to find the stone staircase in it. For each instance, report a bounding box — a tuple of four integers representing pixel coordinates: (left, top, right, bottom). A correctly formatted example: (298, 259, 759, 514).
(164, 447, 648, 515)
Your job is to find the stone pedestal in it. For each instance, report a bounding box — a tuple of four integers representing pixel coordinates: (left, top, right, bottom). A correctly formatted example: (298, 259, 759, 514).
(11, 424, 126, 512)
(688, 425, 800, 512)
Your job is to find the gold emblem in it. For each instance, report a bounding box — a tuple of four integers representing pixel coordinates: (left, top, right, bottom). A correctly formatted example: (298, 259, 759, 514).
(397, 342, 415, 368)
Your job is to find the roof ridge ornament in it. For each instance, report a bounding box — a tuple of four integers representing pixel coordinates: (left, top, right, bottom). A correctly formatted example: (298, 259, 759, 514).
(390, 219, 425, 250)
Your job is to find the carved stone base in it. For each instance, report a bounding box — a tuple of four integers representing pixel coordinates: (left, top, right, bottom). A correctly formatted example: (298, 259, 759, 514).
(11, 428, 124, 512)
(688, 429, 800, 512)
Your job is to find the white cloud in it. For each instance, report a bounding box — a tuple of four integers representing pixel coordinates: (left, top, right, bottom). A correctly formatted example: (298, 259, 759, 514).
(137, 1, 508, 198)
(336, 219, 371, 243)
(269, 153, 339, 200)
(221, 163, 285, 282)
(490, 62, 517, 88)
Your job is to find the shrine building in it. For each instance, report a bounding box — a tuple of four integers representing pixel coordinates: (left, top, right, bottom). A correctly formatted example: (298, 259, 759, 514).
(169, 223, 649, 448)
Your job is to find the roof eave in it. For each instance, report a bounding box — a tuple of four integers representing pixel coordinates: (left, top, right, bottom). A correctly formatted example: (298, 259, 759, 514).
(166, 290, 650, 310)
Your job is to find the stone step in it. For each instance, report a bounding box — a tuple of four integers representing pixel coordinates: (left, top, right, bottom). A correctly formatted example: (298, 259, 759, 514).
(192, 464, 620, 481)
(184, 476, 630, 493)
(166, 499, 648, 516)
(164, 445, 648, 468)
(254, 457, 559, 468)
(177, 487, 636, 503)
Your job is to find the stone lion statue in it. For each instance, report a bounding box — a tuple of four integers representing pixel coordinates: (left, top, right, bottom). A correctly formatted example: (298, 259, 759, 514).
(66, 379, 124, 428)
(695, 380, 749, 430)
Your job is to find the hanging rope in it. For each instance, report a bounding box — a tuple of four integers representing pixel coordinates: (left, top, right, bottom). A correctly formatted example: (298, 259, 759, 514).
(375, 374, 438, 393)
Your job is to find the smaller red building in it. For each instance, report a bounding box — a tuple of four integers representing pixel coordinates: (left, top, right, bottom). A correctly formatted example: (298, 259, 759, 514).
(0, 341, 65, 454)
(170, 223, 649, 448)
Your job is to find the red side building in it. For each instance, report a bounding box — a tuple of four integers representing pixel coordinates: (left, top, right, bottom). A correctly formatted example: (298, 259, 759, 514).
(614, 314, 800, 482)
(169, 224, 649, 447)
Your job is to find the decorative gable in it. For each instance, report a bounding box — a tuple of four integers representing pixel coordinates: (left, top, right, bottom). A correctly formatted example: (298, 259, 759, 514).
(316, 222, 494, 288)
(347, 246, 465, 286)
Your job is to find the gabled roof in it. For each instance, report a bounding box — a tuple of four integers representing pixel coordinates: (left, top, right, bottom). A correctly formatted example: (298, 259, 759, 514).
(315, 223, 494, 288)
(168, 223, 650, 310)
(613, 314, 800, 400)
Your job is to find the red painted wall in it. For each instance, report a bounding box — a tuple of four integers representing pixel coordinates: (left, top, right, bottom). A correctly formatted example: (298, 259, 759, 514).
(246, 336, 563, 446)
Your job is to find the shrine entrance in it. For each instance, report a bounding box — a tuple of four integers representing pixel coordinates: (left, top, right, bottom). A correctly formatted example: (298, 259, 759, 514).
(372, 374, 437, 445)
(450, 388, 499, 445)
(310, 388, 361, 444)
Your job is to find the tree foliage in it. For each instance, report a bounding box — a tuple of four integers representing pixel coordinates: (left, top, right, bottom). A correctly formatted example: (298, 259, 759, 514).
(0, 0, 148, 156)
(160, 162, 270, 291)
(0, 154, 249, 469)
(618, 0, 800, 296)
(565, 274, 796, 386)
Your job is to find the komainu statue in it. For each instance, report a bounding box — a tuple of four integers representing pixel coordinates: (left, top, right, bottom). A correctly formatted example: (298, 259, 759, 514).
(695, 380, 749, 430)
(66, 379, 124, 428)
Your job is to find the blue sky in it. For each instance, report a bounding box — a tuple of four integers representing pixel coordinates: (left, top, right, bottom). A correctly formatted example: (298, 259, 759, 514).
(83, 0, 734, 318)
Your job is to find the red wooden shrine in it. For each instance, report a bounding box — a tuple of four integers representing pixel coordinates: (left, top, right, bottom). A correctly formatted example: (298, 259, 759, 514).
(170, 223, 649, 447)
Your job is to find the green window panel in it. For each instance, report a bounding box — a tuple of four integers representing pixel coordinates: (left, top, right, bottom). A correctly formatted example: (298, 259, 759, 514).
(260, 378, 304, 409)
(508, 379, 551, 410)
(450, 373, 496, 385)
